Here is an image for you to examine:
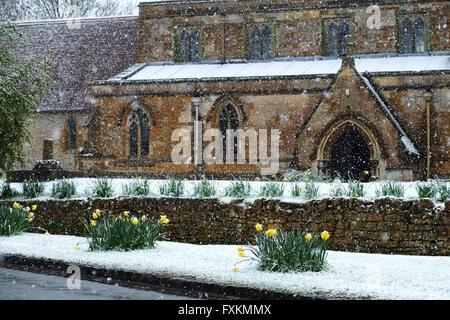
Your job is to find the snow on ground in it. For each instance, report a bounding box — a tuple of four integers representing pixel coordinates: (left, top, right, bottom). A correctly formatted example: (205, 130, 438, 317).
(0, 233, 449, 300)
(3, 177, 448, 207)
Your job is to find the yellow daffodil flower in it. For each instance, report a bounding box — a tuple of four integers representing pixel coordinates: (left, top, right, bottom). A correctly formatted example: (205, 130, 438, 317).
(238, 251, 245, 257)
(91, 221, 97, 227)
(321, 231, 330, 241)
(32, 205, 37, 211)
(237, 247, 244, 252)
(265, 229, 278, 237)
(95, 209, 101, 216)
(123, 211, 129, 217)
(92, 213, 98, 219)
(25, 206, 30, 212)
(305, 233, 312, 241)
(232, 267, 239, 272)
(28, 212, 34, 218)
(74, 245, 80, 250)
(364, 171, 369, 175)
(132, 218, 139, 225)
(283, 178, 289, 182)
(27, 218, 33, 223)
(354, 194, 359, 198)
(255, 223, 263, 232)
(160, 215, 169, 224)
(44, 232, 50, 236)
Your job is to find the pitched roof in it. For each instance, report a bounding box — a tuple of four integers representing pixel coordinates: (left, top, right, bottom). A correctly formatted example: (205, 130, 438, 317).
(293, 56, 422, 157)
(15, 16, 139, 112)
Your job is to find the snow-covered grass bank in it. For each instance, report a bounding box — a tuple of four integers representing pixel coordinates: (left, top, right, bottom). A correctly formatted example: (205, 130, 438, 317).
(2, 177, 448, 206)
(0, 233, 449, 300)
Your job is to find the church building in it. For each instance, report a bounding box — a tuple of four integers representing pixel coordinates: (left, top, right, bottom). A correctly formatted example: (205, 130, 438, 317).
(16, 0, 450, 180)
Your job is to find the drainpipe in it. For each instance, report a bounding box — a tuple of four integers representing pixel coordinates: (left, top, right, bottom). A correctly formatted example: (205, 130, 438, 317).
(221, 14, 226, 63)
(192, 98, 202, 169)
(424, 90, 433, 180)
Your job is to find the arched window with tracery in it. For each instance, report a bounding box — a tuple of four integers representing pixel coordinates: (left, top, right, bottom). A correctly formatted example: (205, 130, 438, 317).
(128, 108, 150, 157)
(219, 103, 239, 160)
(399, 15, 426, 53)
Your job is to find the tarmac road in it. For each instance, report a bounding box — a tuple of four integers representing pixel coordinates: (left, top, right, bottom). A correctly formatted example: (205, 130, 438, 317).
(0, 267, 197, 300)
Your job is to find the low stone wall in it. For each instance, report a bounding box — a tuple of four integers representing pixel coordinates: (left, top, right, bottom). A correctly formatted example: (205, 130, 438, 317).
(1, 197, 448, 255)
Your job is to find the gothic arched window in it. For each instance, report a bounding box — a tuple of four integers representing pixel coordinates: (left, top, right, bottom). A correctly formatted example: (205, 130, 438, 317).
(249, 25, 273, 60)
(68, 119, 77, 149)
(324, 18, 350, 56)
(250, 27, 261, 60)
(177, 28, 201, 62)
(219, 103, 239, 160)
(262, 25, 272, 60)
(180, 30, 190, 62)
(339, 22, 349, 55)
(400, 15, 426, 53)
(190, 29, 201, 62)
(413, 18, 425, 53)
(128, 108, 150, 157)
(327, 22, 338, 56)
(401, 18, 413, 53)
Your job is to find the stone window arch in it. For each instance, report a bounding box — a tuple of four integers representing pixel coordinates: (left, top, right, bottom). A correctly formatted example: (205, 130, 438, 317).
(413, 18, 425, 53)
(398, 14, 427, 53)
(175, 27, 202, 62)
(248, 24, 274, 60)
(219, 103, 240, 159)
(68, 119, 77, 150)
(323, 18, 351, 56)
(401, 18, 413, 53)
(127, 108, 150, 157)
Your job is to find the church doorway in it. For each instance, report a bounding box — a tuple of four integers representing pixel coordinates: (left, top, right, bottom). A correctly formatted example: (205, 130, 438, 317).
(330, 124, 371, 181)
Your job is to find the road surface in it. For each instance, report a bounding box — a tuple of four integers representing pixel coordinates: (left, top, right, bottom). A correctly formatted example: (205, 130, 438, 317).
(0, 267, 197, 300)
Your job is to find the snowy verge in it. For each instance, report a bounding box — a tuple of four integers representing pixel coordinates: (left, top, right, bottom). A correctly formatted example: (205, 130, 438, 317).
(4, 178, 448, 208)
(0, 233, 449, 300)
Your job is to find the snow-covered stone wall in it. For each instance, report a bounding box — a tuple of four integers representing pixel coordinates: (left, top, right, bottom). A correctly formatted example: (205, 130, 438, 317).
(1, 197, 448, 255)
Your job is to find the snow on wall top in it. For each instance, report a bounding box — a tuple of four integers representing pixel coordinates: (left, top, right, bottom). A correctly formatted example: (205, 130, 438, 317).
(114, 54, 450, 83)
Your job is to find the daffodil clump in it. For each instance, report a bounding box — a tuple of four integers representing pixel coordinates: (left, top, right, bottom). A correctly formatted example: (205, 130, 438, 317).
(258, 182, 285, 197)
(0, 203, 38, 236)
(22, 180, 45, 199)
(193, 175, 217, 197)
(90, 178, 114, 198)
(223, 180, 251, 198)
(242, 224, 330, 272)
(158, 178, 185, 197)
(51, 179, 76, 199)
(86, 209, 169, 251)
(122, 177, 151, 196)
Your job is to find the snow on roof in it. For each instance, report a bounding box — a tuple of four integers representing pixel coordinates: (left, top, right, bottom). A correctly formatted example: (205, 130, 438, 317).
(354, 54, 450, 73)
(123, 58, 342, 82)
(108, 54, 450, 83)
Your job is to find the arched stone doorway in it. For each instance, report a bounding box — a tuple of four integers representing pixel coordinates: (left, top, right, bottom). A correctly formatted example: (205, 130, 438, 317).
(330, 125, 371, 181)
(317, 119, 381, 181)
